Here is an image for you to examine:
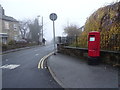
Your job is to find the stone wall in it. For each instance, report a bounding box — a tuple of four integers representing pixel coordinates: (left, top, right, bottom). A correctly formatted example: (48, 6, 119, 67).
(57, 44, 120, 66)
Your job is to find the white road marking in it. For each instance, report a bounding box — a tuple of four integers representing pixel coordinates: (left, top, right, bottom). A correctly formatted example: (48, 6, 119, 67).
(0, 64, 20, 69)
(5, 59, 8, 61)
(34, 49, 39, 51)
(35, 54, 39, 56)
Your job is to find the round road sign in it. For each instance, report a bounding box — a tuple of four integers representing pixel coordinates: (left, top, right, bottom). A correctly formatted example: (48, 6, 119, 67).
(49, 13, 57, 21)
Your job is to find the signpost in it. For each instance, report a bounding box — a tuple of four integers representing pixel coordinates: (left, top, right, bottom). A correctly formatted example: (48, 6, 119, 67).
(49, 13, 57, 55)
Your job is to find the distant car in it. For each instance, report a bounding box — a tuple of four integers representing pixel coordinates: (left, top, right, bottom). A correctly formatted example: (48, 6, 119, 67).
(16, 39, 27, 43)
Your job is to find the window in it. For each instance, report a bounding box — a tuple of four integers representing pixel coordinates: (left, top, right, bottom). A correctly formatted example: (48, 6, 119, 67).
(13, 24, 17, 30)
(89, 37, 95, 41)
(4, 21, 9, 29)
(14, 35, 18, 41)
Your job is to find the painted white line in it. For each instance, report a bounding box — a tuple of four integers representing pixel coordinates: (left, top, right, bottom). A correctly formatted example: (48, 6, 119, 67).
(34, 49, 39, 51)
(0, 64, 20, 69)
(38, 51, 55, 69)
(6, 59, 8, 61)
(35, 54, 39, 56)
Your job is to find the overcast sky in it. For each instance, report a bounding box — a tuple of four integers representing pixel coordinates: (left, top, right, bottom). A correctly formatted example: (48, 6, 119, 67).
(0, 0, 118, 41)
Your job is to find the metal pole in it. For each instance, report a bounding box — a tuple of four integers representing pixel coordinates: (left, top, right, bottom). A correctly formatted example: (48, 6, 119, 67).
(42, 16, 43, 41)
(53, 21, 56, 55)
(37, 15, 40, 45)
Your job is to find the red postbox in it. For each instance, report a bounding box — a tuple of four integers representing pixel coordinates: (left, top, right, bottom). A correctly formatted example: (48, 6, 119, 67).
(88, 31, 100, 64)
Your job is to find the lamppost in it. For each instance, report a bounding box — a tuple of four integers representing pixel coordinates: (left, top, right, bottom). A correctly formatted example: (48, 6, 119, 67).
(37, 15, 40, 45)
(37, 15, 43, 45)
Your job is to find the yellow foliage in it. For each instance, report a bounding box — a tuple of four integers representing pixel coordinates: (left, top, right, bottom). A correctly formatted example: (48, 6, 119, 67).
(77, 2, 120, 51)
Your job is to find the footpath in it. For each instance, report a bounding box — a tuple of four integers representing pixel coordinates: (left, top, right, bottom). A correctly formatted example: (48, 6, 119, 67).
(0, 45, 42, 55)
(47, 53, 118, 88)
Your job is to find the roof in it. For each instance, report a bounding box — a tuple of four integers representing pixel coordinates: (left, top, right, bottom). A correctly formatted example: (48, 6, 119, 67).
(0, 5, 18, 22)
(1, 15, 18, 22)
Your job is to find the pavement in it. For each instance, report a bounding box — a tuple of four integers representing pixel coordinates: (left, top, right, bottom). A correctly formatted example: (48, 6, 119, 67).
(0, 45, 42, 55)
(47, 53, 119, 88)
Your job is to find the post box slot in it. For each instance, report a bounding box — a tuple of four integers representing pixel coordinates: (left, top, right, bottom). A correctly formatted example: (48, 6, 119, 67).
(90, 35, 95, 36)
(89, 37, 95, 41)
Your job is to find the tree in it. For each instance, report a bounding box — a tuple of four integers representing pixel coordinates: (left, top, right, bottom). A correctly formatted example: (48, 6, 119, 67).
(19, 18, 42, 44)
(78, 1, 120, 50)
(19, 20, 30, 39)
(63, 24, 82, 37)
(28, 18, 42, 43)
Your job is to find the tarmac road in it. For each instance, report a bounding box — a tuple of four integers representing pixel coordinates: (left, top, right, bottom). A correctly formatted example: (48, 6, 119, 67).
(2, 44, 61, 88)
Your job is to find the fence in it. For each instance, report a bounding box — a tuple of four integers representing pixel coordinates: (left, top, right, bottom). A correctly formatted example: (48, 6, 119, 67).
(57, 33, 120, 52)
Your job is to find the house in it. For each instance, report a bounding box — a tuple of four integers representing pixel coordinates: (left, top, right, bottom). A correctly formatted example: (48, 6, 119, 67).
(79, 26, 84, 32)
(0, 5, 20, 44)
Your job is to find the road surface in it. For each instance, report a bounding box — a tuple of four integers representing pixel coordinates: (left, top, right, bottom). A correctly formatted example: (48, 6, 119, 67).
(2, 44, 61, 88)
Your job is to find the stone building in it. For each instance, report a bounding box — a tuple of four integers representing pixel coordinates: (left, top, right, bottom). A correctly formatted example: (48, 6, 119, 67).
(0, 5, 20, 44)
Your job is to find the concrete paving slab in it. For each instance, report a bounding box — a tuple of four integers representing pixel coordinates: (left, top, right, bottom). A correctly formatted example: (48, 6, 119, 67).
(47, 53, 118, 88)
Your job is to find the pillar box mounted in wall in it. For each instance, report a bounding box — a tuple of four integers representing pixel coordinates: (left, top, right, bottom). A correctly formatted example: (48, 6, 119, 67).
(88, 31, 100, 65)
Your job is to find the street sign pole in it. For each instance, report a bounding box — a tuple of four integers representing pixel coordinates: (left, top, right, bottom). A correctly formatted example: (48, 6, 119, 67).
(49, 13, 57, 55)
(53, 20, 56, 55)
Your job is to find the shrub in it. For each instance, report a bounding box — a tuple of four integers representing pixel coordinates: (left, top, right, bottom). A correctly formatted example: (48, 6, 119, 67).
(8, 40, 16, 45)
(2, 44, 8, 51)
(77, 2, 120, 51)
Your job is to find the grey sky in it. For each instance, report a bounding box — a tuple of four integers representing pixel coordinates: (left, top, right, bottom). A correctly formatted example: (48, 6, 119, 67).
(0, 0, 117, 41)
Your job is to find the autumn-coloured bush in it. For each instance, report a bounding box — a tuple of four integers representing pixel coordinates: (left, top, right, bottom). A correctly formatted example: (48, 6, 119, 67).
(77, 1, 120, 51)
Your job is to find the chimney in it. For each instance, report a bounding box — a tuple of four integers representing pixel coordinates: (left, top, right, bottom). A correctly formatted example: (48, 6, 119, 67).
(0, 5, 5, 15)
(0, 5, 2, 16)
